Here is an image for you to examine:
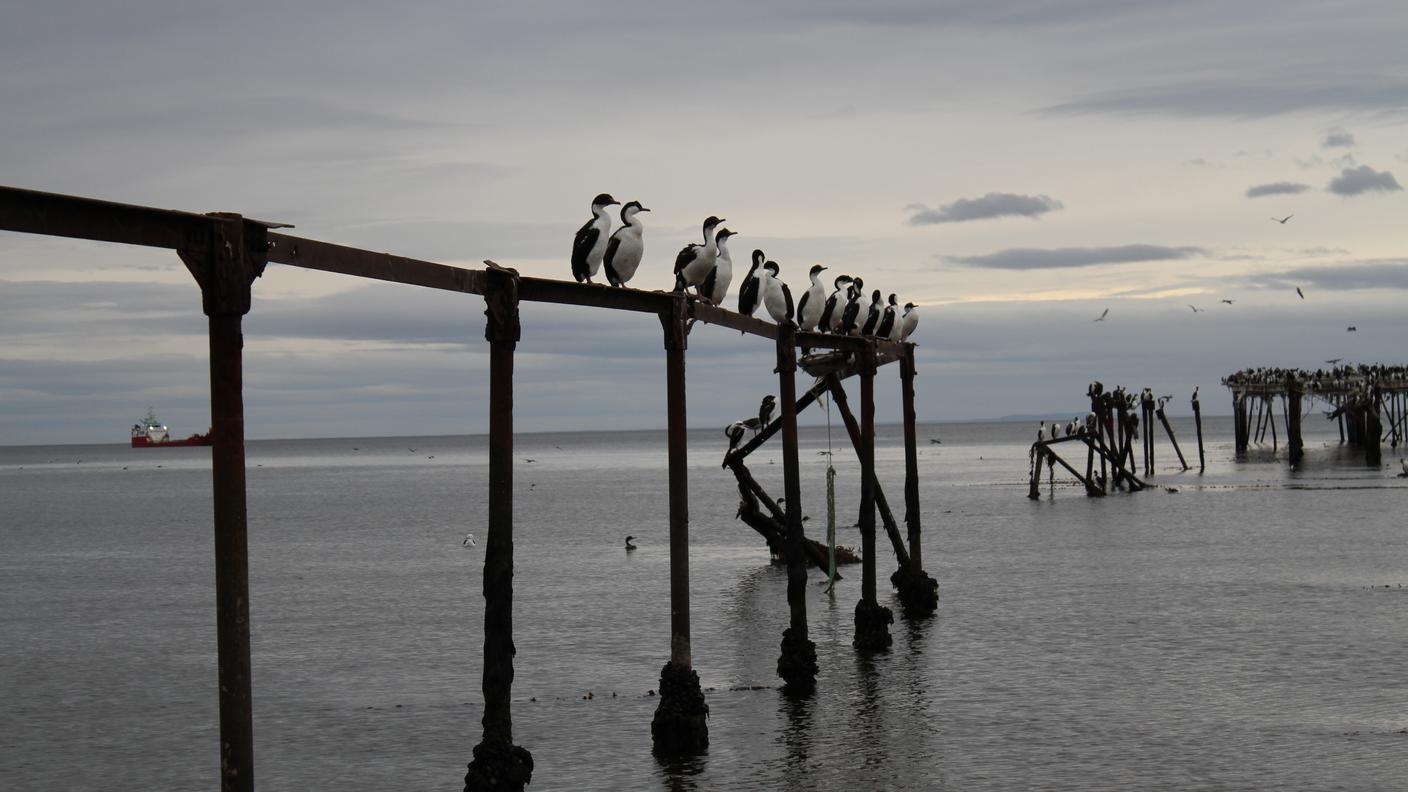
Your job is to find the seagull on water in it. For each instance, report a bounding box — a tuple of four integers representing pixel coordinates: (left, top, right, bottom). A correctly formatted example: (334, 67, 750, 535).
(462, 533, 477, 547)
(1093, 308, 1109, 322)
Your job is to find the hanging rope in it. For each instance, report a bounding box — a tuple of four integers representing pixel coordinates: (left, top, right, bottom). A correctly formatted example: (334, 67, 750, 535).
(821, 384, 838, 594)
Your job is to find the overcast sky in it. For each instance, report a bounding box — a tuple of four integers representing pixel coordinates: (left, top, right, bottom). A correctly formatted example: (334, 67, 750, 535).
(3, 0, 1406, 444)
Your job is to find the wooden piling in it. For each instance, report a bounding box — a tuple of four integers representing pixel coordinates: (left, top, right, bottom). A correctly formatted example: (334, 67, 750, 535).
(826, 377, 911, 570)
(1141, 391, 1155, 476)
(1267, 397, 1278, 450)
(852, 344, 893, 650)
(1286, 375, 1303, 467)
(896, 345, 938, 615)
(651, 296, 709, 754)
(1155, 402, 1189, 471)
(465, 265, 534, 791)
(1336, 394, 1345, 443)
(1365, 390, 1383, 467)
(1192, 392, 1205, 473)
(178, 215, 266, 792)
(1233, 392, 1247, 454)
(774, 326, 817, 694)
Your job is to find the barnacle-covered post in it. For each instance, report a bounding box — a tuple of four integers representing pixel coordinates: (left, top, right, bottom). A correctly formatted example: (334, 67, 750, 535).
(775, 325, 817, 694)
(651, 294, 709, 753)
(465, 264, 534, 791)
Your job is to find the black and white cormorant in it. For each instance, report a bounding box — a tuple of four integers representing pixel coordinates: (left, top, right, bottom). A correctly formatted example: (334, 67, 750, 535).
(759, 395, 776, 427)
(725, 421, 748, 454)
(738, 250, 764, 317)
(876, 293, 898, 339)
(860, 289, 883, 335)
(839, 277, 864, 335)
(674, 215, 724, 294)
(571, 193, 619, 284)
(796, 265, 828, 332)
(761, 261, 794, 325)
(603, 200, 649, 288)
(819, 275, 853, 333)
(900, 302, 919, 340)
(625, 535, 637, 551)
(701, 228, 737, 306)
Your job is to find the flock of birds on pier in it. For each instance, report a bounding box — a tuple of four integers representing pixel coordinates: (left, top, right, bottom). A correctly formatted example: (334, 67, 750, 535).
(571, 194, 920, 341)
(1222, 363, 1408, 393)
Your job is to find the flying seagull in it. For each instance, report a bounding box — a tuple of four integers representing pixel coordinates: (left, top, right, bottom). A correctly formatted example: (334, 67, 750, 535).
(1093, 308, 1109, 322)
(1272, 214, 1293, 224)
(1188, 304, 1203, 313)
(1296, 287, 1305, 299)
(1347, 326, 1357, 332)
(1325, 358, 1342, 364)
(1221, 299, 1235, 304)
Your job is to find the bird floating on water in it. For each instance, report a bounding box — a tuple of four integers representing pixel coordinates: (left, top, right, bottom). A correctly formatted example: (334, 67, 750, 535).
(572, 193, 619, 284)
(625, 536, 637, 551)
(603, 200, 648, 288)
(462, 533, 477, 547)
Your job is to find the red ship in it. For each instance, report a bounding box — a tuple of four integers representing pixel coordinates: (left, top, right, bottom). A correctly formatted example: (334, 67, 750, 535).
(130, 407, 212, 448)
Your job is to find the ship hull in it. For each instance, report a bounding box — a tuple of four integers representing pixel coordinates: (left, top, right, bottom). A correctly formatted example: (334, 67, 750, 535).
(131, 433, 212, 448)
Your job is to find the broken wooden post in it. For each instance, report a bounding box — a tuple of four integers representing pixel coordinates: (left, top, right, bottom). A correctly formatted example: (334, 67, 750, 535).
(178, 215, 266, 792)
(853, 343, 893, 650)
(1233, 392, 1248, 454)
(1141, 390, 1155, 475)
(1028, 444, 1044, 500)
(651, 295, 708, 755)
(1365, 389, 1383, 467)
(1192, 390, 1205, 473)
(896, 345, 938, 615)
(464, 265, 533, 791)
(774, 325, 817, 694)
(1286, 374, 1304, 467)
(1155, 400, 1189, 471)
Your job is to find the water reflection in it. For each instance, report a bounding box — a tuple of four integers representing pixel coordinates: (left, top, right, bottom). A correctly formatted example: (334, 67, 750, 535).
(852, 654, 888, 774)
(778, 693, 815, 792)
(654, 753, 706, 792)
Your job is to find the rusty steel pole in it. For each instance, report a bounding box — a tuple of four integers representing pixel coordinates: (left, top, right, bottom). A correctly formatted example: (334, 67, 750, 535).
(775, 326, 816, 693)
(465, 265, 533, 791)
(180, 215, 266, 792)
(651, 296, 708, 753)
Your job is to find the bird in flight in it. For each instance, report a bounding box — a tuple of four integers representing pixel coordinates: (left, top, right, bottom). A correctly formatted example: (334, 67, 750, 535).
(1272, 214, 1293, 224)
(1188, 304, 1203, 313)
(1325, 358, 1342, 364)
(1221, 299, 1235, 304)
(1347, 326, 1357, 332)
(1296, 287, 1305, 299)
(1093, 308, 1109, 322)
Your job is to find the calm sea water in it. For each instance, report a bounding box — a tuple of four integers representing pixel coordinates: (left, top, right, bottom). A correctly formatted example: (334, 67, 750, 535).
(2, 416, 1406, 791)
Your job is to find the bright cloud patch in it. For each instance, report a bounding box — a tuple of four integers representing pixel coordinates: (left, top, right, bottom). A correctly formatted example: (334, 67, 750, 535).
(907, 193, 1063, 225)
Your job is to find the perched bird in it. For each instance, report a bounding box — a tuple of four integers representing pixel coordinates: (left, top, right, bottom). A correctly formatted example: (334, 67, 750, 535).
(1296, 287, 1305, 299)
(860, 289, 884, 335)
(625, 535, 637, 551)
(725, 421, 748, 453)
(1093, 308, 1109, 322)
(1272, 214, 1293, 224)
(899, 302, 919, 340)
(839, 277, 865, 335)
(761, 261, 795, 325)
(876, 293, 899, 339)
(819, 275, 853, 333)
(571, 193, 619, 284)
(795, 265, 828, 331)
(702, 228, 737, 305)
(738, 250, 764, 317)
(602, 201, 649, 288)
(759, 395, 776, 426)
(674, 216, 725, 294)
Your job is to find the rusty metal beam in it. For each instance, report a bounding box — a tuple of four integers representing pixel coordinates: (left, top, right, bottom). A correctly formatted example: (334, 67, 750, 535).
(1, 184, 214, 251)
(518, 276, 673, 314)
(266, 233, 485, 294)
(689, 301, 907, 355)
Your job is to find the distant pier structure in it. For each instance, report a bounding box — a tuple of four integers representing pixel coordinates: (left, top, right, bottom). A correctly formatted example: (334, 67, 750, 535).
(1223, 364, 1408, 466)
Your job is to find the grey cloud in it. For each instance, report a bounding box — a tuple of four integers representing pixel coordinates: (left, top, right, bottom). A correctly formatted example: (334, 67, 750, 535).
(1249, 260, 1408, 291)
(949, 244, 1205, 270)
(1326, 165, 1403, 196)
(1245, 182, 1311, 198)
(1322, 127, 1356, 148)
(1043, 75, 1408, 119)
(907, 193, 1063, 225)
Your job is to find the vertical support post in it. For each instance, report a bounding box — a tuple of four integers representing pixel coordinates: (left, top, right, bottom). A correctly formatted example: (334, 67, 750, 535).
(1267, 397, 1278, 450)
(896, 344, 937, 615)
(1336, 395, 1345, 443)
(651, 295, 708, 754)
(1155, 401, 1189, 471)
(465, 265, 533, 791)
(1287, 375, 1303, 468)
(853, 343, 893, 650)
(1365, 389, 1383, 467)
(774, 326, 817, 694)
(179, 215, 267, 792)
(1192, 391, 1206, 473)
(1233, 392, 1247, 454)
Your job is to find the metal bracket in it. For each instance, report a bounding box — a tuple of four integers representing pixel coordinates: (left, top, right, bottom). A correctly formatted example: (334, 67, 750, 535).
(660, 295, 689, 351)
(177, 213, 269, 317)
(483, 263, 522, 346)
